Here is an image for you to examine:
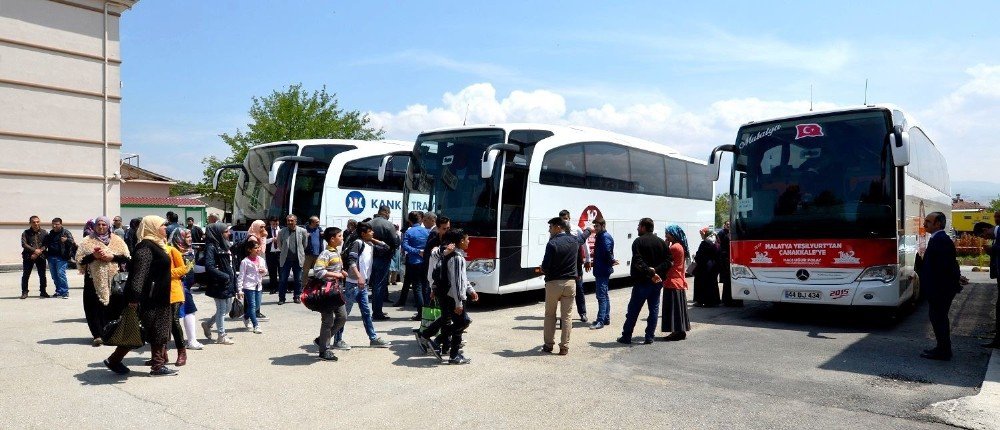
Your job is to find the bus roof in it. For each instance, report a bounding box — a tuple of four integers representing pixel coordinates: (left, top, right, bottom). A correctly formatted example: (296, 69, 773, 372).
(249, 138, 411, 150)
(417, 122, 683, 156)
(739, 104, 919, 129)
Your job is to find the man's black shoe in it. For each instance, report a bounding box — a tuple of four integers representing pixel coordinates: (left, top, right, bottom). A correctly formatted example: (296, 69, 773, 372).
(542, 345, 554, 353)
(373, 314, 390, 321)
(39, 292, 51, 298)
(277, 300, 286, 305)
(104, 359, 130, 375)
(293, 297, 301, 304)
(920, 350, 952, 361)
(616, 336, 632, 345)
(643, 337, 654, 345)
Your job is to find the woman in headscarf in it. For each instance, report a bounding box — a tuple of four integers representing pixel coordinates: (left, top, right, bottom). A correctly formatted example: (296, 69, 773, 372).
(692, 226, 722, 308)
(82, 219, 96, 239)
(661, 225, 692, 341)
(158, 228, 193, 367)
(201, 222, 238, 345)
(76, 216, 130, 347)
(124, 217, 142, 254)
(246, 219, 267, 245)
(104, 215, 176, 376)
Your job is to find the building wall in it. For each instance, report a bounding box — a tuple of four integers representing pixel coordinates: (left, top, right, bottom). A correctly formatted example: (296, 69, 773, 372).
(122, 182, 172, 198)
(0, 0, 136, 266)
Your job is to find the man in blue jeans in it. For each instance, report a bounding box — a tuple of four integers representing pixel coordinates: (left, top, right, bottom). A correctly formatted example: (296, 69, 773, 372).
(336, 222, 391, 349)
(42, 217, 75, 299)
(590, 217, 616, 329)
(618, 218, 672, 345)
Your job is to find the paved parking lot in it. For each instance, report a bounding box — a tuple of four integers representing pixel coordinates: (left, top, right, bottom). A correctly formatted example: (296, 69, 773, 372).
(0, 269, 995, 429)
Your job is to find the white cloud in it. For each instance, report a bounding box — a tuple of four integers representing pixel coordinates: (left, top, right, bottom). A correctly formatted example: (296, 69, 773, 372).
(370, 82, 842, 157)
(918, 64, 1000, 183)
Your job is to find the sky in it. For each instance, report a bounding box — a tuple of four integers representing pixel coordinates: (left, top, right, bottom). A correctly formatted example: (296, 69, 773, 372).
(120, 1, 1000, 199)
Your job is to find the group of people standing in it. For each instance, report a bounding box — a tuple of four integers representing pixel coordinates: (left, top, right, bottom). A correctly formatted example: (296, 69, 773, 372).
(539, 212, 740, 354)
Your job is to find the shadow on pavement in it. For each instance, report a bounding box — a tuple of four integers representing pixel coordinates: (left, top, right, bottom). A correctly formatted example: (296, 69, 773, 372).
(37, 337, 92, 346)
(269, 353, 317, 366)
(390, 340, 439, 368)
(494, 347, 547, 358)
(816, 282, 996, 388)
(74, 368, 129, 385)
(511, 325, 542, 331)
(588, 341, 628, 349)
(53, 318, 87, 324)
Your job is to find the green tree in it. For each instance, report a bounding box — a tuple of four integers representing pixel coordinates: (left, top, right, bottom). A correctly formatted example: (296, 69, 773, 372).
(989, 195, 1000, 213)
(715, 193, 731, 227)
(199, 84, 384, 208)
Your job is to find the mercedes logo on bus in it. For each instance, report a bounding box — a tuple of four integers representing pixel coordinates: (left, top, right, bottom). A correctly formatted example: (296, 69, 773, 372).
(795, 269, 810, 281)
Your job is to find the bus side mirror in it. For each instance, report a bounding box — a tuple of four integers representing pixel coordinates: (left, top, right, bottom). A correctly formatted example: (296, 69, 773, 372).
(708, 144, 736, 181)
(268, 160, 285, 185)
(481, 150, 501, 179)
(480, 143, 520, 179)
(213, 163, 248, 190)
(889, 126, 910, 167)
(378, 155, 392, 182)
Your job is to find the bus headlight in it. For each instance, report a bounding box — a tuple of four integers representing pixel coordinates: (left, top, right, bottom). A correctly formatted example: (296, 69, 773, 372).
(856, 265, 897, 283)
(467, 259, 496, 274)
(731, 264, 756, 279)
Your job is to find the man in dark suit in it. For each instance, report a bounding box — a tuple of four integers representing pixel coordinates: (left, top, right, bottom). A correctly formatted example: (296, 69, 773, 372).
(919, 212, 968, 360)
(974, 217, 1000, 349)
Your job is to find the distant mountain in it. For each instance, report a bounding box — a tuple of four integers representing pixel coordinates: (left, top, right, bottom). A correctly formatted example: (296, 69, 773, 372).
(952, 181, 1000, 204)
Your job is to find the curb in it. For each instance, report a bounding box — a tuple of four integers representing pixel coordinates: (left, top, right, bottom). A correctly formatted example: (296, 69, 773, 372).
(924, 350, 1000, 430)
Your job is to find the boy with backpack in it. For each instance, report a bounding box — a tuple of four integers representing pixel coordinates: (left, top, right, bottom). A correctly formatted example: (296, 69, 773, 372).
(417, 229, 477, 364)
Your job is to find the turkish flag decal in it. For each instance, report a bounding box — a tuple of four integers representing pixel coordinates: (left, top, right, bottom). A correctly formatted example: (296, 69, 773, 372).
(795, 123, 824, 139)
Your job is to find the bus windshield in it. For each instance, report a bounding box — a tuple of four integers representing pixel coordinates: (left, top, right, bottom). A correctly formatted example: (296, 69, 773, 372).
(732, 110, 895, 240)
(235, 144, 298, 223)
(409, 129, 504, 236)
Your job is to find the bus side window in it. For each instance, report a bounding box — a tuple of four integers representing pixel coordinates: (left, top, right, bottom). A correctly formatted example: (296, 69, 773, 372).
(540, 144, 585, 187)
(584, 142, 631, 192)
(665, 157, 688, 198)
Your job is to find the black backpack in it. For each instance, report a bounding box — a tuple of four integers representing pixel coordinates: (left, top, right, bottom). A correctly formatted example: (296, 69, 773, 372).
(432, 250, 456, 295)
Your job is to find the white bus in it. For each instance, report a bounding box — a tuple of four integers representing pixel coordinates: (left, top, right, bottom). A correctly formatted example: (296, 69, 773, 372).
(708, 105, 950, 307)
(214, 139, 417, 231)
(403, 124, 714, 295)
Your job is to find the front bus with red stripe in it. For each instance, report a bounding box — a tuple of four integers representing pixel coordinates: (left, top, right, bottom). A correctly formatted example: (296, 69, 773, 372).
(709, 106, 951, 308)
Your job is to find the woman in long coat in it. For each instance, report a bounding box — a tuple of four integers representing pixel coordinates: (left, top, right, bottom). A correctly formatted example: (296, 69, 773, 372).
(692, 227, 722, 307)
(201, 223, 238, 345)
(103, 215, 177, 376)
(76, 216, 130, 346)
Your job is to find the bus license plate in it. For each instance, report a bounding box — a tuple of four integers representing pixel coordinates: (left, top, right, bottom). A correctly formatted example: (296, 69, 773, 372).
(784, 290, 822, 300)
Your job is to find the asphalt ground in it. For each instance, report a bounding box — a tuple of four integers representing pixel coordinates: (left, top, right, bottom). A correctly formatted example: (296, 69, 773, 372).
(1, 269, 995, 429)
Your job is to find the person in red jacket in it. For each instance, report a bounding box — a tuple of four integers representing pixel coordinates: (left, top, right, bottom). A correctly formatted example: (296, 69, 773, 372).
(661, 224, 691, 341)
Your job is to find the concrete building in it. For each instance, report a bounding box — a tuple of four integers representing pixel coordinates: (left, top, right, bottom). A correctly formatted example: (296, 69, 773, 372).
(0, 0, 137, 266)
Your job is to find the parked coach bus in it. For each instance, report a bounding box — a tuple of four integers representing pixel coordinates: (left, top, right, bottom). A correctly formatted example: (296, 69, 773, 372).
(402, 124, 714, 295)
(708, 105, 950, 308)
(214, 139, 423, 233)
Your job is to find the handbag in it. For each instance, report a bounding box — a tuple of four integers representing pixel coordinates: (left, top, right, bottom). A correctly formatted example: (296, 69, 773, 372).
(101, 305, 145, 348)
(420, 298, 442, 331)
(229, 296, 245, 319)
(301, 277, 346, 312)
(110, 271, 128, 296)
(685, 259, 697, 277)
